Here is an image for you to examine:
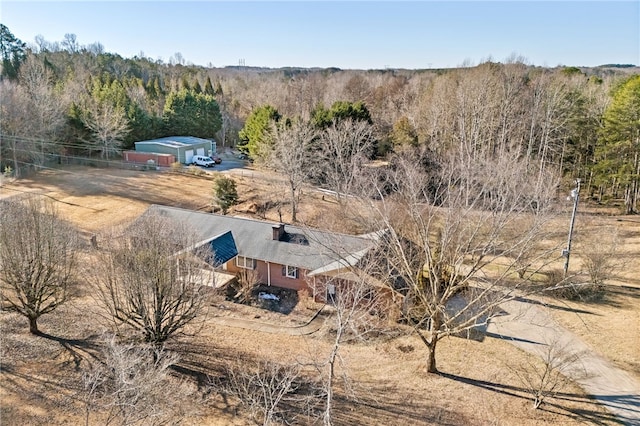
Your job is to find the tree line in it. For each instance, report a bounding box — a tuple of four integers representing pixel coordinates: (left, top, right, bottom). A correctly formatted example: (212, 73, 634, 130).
(1, 25, 638, 211)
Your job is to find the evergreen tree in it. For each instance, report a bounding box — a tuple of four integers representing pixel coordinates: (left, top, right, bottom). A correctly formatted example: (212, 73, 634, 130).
(145, 77, 158, 99)
(181, 76, 191, 91)
(237, 105, 281, 159)
(192, 79, 202, 94)
(391, 116, 418, 147)
(595, 75, 640, 213)
(312, 100, 372, 129)
(214, 80, 223, 96)
(162, 90, 221, 138)
(203, 76, 215, 96)
(0, 24, 26, 80)
(213, 176, 239, 214)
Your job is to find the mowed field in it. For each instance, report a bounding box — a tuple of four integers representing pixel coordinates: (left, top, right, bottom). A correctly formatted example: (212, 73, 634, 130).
(1, 166, 638, 425)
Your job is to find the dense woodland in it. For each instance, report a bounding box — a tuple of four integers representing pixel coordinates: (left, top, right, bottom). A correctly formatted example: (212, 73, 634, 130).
(0, 23, 639, 215)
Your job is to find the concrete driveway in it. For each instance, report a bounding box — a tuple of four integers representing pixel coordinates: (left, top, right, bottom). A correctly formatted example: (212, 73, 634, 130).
(487, 298, 640, 425)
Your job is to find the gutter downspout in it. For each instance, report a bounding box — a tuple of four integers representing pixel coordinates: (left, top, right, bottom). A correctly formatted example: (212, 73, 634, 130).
(267, 261, 271, 286)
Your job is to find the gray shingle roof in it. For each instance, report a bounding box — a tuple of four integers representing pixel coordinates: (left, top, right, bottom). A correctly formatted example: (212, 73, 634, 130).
(146, 205, 375, 271)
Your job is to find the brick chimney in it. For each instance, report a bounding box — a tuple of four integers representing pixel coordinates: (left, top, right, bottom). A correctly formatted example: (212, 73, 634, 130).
(272, 223, 285, 241)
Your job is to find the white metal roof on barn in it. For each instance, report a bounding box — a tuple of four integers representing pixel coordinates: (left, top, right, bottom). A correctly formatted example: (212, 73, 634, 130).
(134, 136, 212, 148)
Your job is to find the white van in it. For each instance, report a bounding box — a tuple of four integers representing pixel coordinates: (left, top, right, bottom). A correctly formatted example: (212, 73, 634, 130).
(191, 155, 215, 167)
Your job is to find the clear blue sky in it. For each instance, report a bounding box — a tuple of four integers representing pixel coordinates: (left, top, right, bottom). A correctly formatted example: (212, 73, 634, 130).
(1, 1, 638, 69)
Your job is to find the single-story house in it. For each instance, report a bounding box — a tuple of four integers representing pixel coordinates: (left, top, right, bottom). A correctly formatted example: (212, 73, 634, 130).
(145, 205, 383, 301)
(134, 136, 216, 165)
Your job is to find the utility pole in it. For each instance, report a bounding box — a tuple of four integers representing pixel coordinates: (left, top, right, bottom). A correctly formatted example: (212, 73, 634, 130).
(563, 179, 581, 277)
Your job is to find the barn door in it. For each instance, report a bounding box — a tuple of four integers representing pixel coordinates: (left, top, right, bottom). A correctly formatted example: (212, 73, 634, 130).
(197, 147, 205, 156)
(185, 150, 194, 164)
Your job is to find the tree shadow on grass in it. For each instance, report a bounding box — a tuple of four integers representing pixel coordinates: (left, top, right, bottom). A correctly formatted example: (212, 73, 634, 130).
(513, 295, 599, 315)
(322, 379, 468, 425)
(0, 362, 81, 422)
(485, 331, 546, 345)
(0, 348, 91, 418)
(38, 332, 103, 370)
(439, 372, 625, 425)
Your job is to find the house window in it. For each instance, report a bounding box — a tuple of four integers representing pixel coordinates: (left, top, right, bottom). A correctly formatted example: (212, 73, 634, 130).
(236, 256, 255, 270)
(326, 283, 336, 303)
(283, 265, 298, 279)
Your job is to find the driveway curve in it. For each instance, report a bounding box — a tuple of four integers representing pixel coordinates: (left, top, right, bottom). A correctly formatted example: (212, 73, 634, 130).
(487, 298, 640, 425)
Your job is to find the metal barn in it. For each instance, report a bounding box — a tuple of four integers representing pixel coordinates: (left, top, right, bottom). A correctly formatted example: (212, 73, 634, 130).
(134, 136, 216, 164)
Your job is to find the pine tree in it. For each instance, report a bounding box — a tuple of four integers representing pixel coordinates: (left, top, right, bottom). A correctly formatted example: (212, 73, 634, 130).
(0, 24, 26, 80)
(213, 176, 239, 214)
(595, 75, 640, 213)
(181, 76, 191, 91)
(192, 79, 202, 94)
(214, 80, 223, 96)
(203, 76, 215, 96)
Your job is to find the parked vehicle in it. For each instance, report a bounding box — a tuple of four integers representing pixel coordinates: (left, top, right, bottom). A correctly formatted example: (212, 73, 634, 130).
(191, 155, 215, 167)
(211, 155, 222, 164)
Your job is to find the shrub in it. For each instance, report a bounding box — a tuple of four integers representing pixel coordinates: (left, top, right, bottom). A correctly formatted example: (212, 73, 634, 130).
(186, 165, 205, 176)
(544, 269, 605, 302)
(213, 176, 239, 214)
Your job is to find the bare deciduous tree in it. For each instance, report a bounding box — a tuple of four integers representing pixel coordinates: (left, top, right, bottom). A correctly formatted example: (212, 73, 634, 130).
(269, 119, 318, 222)
(579, 225, 621, 289)
(216, 360, 307, 426)
(355, 147, 560, 373)
(93, 212, 212, 346)
(319, 118, 375, 202)
(315, 271, 386, 426)
(297, 230, 391, 426)
(0, 197, 79, 334)
(0, 54, 68, 174)
(19, 54, 66, 142)
(82, 335, 188, 426)
(0, 81, 31, 175)
(553, 223, 625, 301)
(232, 267, 261, 305)
(81, 101, 129, 159)
(507, 335, 587, 409)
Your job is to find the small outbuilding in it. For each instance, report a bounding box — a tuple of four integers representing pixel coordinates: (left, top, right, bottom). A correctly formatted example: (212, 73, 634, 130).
(134, 136, 216, 165)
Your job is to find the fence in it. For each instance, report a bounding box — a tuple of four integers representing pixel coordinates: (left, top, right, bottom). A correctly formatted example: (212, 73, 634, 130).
(7, 154, 170, 178)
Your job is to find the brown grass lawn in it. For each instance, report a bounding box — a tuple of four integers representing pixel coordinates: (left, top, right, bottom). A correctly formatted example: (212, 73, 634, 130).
(1, 166, 637, 425)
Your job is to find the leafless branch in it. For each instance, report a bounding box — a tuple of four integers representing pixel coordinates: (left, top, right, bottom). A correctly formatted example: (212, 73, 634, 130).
(0, 196, 79, 334)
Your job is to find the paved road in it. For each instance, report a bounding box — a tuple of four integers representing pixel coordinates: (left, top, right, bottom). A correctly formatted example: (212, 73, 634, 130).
(487, 299, 640, 425)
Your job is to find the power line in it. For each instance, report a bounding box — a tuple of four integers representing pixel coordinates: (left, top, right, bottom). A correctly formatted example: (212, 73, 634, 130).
(5, 149, 125, 168)
(1, 134, 120, 151)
